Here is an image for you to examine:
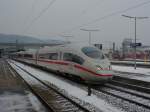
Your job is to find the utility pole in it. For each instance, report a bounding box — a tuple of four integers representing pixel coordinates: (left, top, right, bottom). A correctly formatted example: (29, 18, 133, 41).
(80, 29, 99, 45)
(16, 39, 18, 51)
(122, 15, 148, 69)
(113, 42, 115, 53)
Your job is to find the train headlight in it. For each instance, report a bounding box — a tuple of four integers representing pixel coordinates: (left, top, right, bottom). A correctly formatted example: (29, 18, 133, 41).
(96, 65, 103, 70)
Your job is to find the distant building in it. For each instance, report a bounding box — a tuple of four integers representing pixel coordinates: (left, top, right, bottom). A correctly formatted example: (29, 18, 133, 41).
(116, 38, 150, 60)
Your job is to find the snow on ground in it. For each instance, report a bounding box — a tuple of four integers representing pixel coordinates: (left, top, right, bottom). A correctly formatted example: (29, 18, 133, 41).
(112, 65, 150, 75)
(112, 65, 150, 82)
(0, 91, 46, 112)
(9, 60, 124, 112)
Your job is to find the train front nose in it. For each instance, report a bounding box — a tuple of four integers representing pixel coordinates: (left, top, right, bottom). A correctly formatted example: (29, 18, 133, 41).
(93, 63, 114, 82)
(85, 66, 113, 84)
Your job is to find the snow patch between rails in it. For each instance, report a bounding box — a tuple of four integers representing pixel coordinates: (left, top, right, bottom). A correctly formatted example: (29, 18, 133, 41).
(9, 60, 124, 112)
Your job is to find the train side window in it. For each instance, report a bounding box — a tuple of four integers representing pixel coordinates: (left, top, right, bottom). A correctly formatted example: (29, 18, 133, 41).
(63, 53, 72, 61)
(59, 52, 62, 60)
(39, 53, 58, 60)
(63, 53, 84, 65)
(39, 54, 47, 59)
(72, 54, 84, 65)
(39, 54, 49, 59)
(39, 56, 45, 59)
(18, 54, 23, 58)
(49, 53, 58, 60)
(24, 54, 33, 58)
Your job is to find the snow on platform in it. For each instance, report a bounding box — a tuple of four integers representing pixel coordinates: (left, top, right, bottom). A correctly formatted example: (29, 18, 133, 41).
(111, 60, 150, 65)
(112, 65, 150, 82)
(9, 60, 124, 112)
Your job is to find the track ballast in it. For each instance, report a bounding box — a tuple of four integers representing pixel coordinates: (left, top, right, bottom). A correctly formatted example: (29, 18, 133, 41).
(9, 61, 91, 112)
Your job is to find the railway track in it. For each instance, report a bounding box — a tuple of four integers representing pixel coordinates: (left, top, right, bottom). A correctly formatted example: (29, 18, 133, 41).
(111, 76, 150, 93)
(9, 61, 91, 112)
(94, 85, 150, 109)
(10, 59, 150, 112)
(0, 59, 50, 112)
(92, 77, 150, 111)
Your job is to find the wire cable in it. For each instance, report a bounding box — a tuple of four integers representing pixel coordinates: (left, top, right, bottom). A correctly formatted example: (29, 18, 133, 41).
(79, 0, 105, 18)
(23, 0, 38, 26)
(62, 0, 150, 34)
(23, 0, 56, 33)
(88, 0, 150, 25)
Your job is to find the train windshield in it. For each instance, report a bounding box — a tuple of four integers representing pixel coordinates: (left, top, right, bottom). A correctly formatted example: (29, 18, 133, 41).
(82, 47, 104, 59)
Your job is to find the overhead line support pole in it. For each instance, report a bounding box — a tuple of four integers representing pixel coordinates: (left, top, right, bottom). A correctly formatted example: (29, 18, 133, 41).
(80, 29, 99, 45)
(122, 15, 148, 69)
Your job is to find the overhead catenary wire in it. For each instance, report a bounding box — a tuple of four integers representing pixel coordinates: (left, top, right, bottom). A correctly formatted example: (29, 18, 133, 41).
(61, 0, 150, 34)
(23, 0, 56, 34)
(60, 0, 105, 36)
(79, 0, 105, 18)
(89, 0, 150, 25)
(23, 0, 38, 28)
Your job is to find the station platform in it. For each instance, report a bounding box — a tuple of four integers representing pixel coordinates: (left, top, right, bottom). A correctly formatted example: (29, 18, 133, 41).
(0, 58, 48, 112)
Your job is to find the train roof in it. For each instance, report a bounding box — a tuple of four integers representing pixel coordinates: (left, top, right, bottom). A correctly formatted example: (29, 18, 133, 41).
(17, 43, 99, 54)
(38, 43, 100, 54)
(15, 49, 37, 54)
(16, 51, 25, 54)
(42, 43, 94, 49)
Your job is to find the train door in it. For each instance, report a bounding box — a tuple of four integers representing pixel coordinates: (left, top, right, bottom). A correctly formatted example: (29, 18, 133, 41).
(58, 51, 65, 72)
(0, 50, 1, 58)
(61, 52, 75, 74)
(58, 51, 64, 72)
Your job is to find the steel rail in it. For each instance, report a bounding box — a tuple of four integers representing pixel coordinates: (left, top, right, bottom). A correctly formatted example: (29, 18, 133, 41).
(10, 59, 150, 111)
(7, 61, 56, 112)
(94, 87, 150, 110)
(104, 83, 150, 100)
(8, 61, 90, 112)
(110, 79, 150, 94)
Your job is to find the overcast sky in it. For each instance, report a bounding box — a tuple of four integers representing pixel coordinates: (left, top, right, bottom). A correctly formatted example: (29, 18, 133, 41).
(0, 0, 150, 47)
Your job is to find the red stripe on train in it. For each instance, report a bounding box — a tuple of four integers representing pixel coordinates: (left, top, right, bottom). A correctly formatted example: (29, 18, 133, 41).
(74, 65, 112, 77)
(21, 58, 112, 77)
(37, 59, 112, 77)
(38, 59, 69, 65)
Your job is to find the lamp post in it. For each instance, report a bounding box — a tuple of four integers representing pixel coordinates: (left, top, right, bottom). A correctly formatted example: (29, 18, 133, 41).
(80, 29, 99, 45)
(60, 34, 73, 43)
(122, 15, 148, 69)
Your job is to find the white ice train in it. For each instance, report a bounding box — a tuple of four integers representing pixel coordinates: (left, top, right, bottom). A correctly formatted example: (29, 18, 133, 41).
(14, 43, 113, 84)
